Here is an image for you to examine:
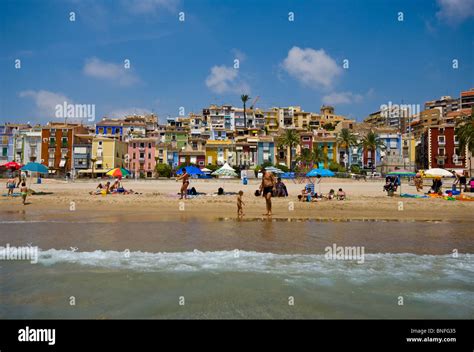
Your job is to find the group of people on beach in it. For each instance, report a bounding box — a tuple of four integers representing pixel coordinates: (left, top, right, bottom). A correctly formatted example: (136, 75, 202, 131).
(5, 172, 28, 205)
(90, 178, 134, 195)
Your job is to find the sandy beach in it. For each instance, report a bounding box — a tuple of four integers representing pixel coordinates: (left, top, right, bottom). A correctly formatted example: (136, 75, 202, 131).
(1, 178, 473, 223)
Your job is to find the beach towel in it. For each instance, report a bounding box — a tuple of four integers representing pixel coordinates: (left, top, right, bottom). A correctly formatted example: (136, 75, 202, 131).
(400, 193, 428, 199)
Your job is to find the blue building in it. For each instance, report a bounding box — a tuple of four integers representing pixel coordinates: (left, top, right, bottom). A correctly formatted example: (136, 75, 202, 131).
(95, 120, 124, 138)
(257, 137, 276, 165)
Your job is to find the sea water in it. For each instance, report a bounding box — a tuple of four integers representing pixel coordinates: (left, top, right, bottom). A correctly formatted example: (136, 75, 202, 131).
(0, 219, 473, 319)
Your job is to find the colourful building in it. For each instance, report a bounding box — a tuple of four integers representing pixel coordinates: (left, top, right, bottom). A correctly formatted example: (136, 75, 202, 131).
(128, 138, 156, 178)
(41, 123, 89, 174)
(205, 140, 233, 166)
(256, 136, 276, 165)
(91, 136, 128, 176)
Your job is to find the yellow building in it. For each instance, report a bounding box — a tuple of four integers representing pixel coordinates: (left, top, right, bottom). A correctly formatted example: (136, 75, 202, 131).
(91, 136, 128, 175)
(205, 140, 233, 166)
(402, 135, 416, 170)
(264, 108, 279, 133)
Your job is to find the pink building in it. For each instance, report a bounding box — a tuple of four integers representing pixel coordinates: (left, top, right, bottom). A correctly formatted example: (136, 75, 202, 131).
(128, 138, 156, 178)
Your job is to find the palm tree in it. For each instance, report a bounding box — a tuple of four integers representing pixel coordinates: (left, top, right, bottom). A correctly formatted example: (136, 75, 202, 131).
(337, 128, 358, 170)
(278, 129, 300, 170)
(456, 110, 474, 154)
(241, 94, 250, 129)
(358, 130, 386, 172)
(455, 107, 474, 175)
(296, 145, 325, 170)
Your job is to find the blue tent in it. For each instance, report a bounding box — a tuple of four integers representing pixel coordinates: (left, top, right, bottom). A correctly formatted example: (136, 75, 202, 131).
(306, 168, 335, 177)
(176, 165, 203, 175)
(21, 162, 48, 174)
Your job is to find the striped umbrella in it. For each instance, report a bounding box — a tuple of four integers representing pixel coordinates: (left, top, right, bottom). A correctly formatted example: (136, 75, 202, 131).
(106, 167, 130, 178)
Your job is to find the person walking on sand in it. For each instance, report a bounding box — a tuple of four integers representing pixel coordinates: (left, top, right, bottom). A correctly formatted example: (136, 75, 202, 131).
(237, 190, 245, 217)
(176, 167, 190, 200)
(414, 172, 423, 192)
(20, 182, 28, 205)
(6, 176, 16, 196)
(259, 167, 276, 216)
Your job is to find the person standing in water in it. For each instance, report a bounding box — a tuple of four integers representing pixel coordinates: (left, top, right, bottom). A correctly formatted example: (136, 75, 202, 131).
(176, 167, 190, 200)
(259, 168, 276, 216)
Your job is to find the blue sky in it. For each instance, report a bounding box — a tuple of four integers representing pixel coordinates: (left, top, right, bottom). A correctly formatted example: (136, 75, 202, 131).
(1, 0, 473, 124)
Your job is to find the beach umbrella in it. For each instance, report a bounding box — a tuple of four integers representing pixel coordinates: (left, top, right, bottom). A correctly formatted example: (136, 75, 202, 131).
(1, 161, 22, 170)
(176, 165, 203, 176)
(264, 166, 284, 174)
(201, 167, 212, 173)
(306, 168, 335, 194)
(212, 163, 238, 177)
(387, 170, 416, 194)
(21, 162, 48, 174)
(306, 168, 335, 177)
(106, 167, 130, 178)
(423, 168, 454, 178)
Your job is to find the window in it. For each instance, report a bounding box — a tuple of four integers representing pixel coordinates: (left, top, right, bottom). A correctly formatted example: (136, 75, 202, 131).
(148, 143, 152, 148)
(148, 153, 151, 159)
(438, 136, 445, 144)
(438, 159, 444, 166)
(438, 148, 445, 156)
(133, 143, 136, 148)
(2, 147, 7, 156)
(98, 141, 103, 146)
(50, 137, 56, 145)
(61, 137, 68, 146)
(140, 153, 145, 159)
(107, 128, 112, 134)
(140, 143, 145, 148)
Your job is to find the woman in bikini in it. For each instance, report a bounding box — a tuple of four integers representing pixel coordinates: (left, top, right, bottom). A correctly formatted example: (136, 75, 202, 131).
(176, 167, 190, 200)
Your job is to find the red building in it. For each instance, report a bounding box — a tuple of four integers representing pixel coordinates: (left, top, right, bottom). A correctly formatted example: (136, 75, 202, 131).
(300, 132, 313, 150)
(425, 125, 465, 169)
(41, 123, 89, 174)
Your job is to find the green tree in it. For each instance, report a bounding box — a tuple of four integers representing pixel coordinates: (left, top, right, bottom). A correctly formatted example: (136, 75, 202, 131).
(241, 94, 250, 129)
(278, 129, 300, 170)
(455, 107, 474, 168)
(337, 128, 358, 170)
(296, 145, 325, 170)
(358, 130, 386, 172)
(155, 163, 172, 178)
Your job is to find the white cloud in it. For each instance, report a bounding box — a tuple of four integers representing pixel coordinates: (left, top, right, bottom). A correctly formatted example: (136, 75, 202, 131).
(322, 89, 374, 105)
(436, 0, 474, 24)
(282, 46, 342, 89)
(231, 48, 247, 62)
(205, 65, 250, 94)
(123, 0, 179, 14)
(19, 90, 72, 117)
(107, 107, 152, 118)
(83, 57, 139, 86)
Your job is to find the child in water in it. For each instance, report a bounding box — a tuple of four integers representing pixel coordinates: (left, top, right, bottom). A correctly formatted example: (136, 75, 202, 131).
(237, 190, 245, 217)
(20, 182, 28, 205)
